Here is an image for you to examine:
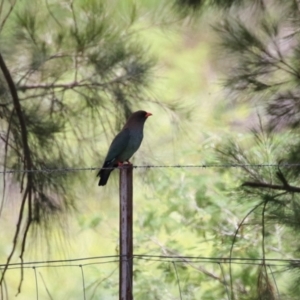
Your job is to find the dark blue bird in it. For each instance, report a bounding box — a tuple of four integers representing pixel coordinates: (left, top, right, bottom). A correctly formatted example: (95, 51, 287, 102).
(97, 110, 152, 186)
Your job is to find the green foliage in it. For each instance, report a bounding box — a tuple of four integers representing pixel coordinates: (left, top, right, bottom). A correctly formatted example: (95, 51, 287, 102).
(0, 0, 181, 294)
(212, 1, 300, 298)
(2, 0, 300, 299)
(174, 0, 250, 15)
(0, 0, 161, 233)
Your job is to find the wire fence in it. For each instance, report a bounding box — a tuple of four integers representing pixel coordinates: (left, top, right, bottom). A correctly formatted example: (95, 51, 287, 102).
(1, 163, 299, 299)
(1, 254, 294, 300)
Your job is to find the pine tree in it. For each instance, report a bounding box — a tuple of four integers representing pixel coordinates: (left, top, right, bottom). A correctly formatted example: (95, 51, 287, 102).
(178, 0, 300, 299)
(0, 0, 173, 291)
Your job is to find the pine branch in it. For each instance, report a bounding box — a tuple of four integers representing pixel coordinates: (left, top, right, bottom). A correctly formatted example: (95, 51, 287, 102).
(242, 182, 300, 193)
(0, 52, 33, 292)
(0, 52, 33, 172)
(17, 75, 130, 91)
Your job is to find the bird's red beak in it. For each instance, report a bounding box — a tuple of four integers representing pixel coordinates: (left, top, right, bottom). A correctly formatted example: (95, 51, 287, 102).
(145, 112, 152, 118)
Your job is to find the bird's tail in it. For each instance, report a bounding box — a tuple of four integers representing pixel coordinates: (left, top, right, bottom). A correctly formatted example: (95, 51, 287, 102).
(97, 163, 115, 186)
(98, 169, 112, 186)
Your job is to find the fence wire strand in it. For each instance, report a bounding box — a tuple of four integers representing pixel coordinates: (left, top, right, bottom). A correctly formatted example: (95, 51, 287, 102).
(0, 163, 299, 174)
(0, 255, 298, 270)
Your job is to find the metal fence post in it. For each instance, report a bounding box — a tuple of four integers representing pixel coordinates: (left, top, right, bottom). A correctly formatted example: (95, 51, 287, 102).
(119, 164, 133, 300)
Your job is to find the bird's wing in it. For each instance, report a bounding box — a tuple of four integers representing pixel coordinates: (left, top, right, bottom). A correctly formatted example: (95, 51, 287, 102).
(104, 128, 130, 164)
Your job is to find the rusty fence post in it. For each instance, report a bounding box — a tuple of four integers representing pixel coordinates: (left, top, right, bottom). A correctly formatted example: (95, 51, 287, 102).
(119, 164, 133, 300)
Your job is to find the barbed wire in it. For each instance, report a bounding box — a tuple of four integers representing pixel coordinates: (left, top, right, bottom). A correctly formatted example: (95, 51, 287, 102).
(0, 163, 299, 174)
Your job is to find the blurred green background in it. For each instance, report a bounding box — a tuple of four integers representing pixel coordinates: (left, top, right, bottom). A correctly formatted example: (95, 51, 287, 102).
(1, 0, 297, 299)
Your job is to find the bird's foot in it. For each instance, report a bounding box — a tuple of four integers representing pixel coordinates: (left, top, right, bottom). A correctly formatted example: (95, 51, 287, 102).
(117, 161, 132, 168)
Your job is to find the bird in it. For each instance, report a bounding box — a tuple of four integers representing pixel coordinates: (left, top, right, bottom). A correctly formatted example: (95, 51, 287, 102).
(97, 110, 152, 186)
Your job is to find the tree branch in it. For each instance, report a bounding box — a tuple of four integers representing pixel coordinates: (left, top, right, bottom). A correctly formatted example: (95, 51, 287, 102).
(242, 181, 300, 193)
(17, 75, 130, 92)
(0, 0, 17, 33)
(0, 52, 33, 290)
(0, 52, 33, 171)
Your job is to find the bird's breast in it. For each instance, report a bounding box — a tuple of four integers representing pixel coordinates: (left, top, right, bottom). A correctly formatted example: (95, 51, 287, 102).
(118, 131, 143, 161)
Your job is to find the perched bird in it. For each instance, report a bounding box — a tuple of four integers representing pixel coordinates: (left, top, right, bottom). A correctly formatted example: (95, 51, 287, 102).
(97, 110, 152, 186)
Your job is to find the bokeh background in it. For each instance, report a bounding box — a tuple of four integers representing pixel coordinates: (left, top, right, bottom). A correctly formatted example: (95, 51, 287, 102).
(1, 0, 300, 299)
